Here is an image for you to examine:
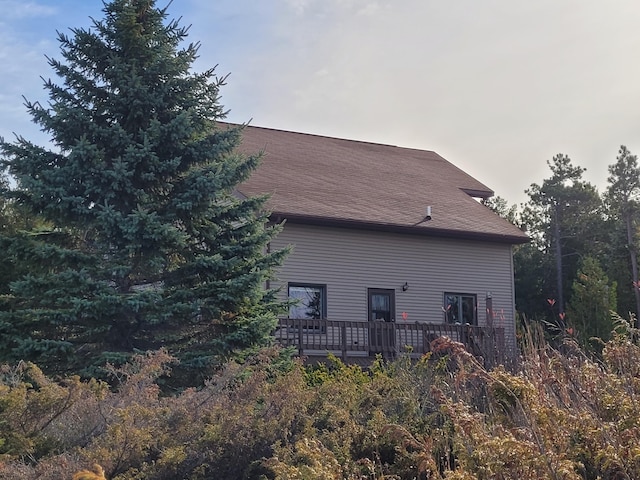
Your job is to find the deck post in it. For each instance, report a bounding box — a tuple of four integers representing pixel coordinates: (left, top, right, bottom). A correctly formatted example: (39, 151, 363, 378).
(341, 323, 348, 361)
(389, 322, 396, 359)
(298, 324, 303, 356)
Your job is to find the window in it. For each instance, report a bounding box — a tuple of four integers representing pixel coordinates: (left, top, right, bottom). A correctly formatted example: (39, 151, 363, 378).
(368, 288, 395, 322)
(288, 284, 326, 319)
(444, 293, 477, 325)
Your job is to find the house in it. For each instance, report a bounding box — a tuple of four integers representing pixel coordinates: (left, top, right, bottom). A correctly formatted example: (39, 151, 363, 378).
(234, 123, 529, 364)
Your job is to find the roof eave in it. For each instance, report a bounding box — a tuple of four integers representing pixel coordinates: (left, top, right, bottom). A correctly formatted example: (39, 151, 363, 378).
(270, 212, 530, 245)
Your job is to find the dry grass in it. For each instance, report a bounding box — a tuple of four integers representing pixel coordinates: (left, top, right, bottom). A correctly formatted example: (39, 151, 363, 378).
(0, 322, 639, 479)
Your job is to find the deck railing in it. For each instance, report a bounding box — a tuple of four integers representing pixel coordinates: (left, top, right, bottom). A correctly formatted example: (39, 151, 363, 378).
(275, 318, 505, 368)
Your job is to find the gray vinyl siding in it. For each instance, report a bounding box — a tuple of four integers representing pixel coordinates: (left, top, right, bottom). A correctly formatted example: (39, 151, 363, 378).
(270, 223, 519, 355)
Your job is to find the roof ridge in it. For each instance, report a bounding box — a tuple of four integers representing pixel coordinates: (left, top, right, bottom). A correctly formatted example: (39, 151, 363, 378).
(221, 121, 439, 152)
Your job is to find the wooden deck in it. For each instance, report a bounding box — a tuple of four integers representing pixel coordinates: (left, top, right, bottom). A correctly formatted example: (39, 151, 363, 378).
(274, 318, 506, 369)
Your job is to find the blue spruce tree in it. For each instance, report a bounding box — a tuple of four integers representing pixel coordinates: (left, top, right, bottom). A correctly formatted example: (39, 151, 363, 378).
(0, 0, 285, 383)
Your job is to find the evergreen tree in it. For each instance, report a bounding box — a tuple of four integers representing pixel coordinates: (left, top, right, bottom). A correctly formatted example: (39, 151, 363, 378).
(481, 195, 519, 226)
(604, 145, 640, 324)
(513, 241, 550, 321)
(0, 171, 44, 297)
(0, 171, 14, 295)
(0, 0, 285, 382)
(479, 196, 548, 321)
(567, 256, 616, 350)
(522, 154, 603, 316)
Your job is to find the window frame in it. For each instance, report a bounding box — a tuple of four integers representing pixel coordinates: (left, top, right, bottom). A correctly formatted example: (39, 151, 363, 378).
(288, 283, 327, 319)
(287, 283, 327, 333)
(443, 292, 477, 325)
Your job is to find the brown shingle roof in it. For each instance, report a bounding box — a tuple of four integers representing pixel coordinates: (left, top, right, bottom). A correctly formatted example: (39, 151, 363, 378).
(233, 124, 528, 244)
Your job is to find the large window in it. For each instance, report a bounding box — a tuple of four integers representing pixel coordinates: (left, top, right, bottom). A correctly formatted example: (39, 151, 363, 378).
(288, 284, 327, 319)
(444, 293, 477, 325)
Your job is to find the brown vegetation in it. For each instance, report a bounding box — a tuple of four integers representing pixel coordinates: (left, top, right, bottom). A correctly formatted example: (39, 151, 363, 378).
(72, 464, 107, 480)
(1, 318, 640, 479)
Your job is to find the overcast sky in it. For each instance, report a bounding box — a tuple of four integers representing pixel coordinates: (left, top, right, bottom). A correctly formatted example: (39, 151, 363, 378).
(2, 0, 640, 206)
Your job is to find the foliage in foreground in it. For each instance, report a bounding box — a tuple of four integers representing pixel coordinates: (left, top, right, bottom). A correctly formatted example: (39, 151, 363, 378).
(1, 320, 640, 479)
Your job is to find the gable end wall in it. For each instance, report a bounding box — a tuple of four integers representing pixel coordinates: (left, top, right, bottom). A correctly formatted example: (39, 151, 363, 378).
(270, 223, 518, 355)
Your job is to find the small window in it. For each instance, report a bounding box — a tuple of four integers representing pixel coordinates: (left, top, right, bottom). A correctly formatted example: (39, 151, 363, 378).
(444, 293, 477, 325)
(288, 284, 327, 319)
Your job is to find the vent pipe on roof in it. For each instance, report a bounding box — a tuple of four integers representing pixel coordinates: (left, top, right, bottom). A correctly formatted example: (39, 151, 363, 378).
(425, 206, 432, 221)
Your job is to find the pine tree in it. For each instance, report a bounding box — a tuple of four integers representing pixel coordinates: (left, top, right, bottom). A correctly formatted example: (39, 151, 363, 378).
(522, 154, 603, 316)
(605, 145, 640, 323)
(0, 0, 286, 382)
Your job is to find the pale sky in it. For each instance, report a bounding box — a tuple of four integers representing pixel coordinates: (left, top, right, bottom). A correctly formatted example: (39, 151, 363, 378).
(2, 0, 640, 206)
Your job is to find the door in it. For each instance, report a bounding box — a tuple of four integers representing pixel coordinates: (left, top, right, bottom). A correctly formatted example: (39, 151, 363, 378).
(368, 288, 396, 356)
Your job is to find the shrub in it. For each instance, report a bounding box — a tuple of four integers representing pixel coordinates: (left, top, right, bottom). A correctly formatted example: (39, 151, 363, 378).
(1, 329, 640, 479)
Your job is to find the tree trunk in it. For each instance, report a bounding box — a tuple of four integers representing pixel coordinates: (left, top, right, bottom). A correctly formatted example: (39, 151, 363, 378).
(625, 211, 640, 327)
(553, 206, 564, 315)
